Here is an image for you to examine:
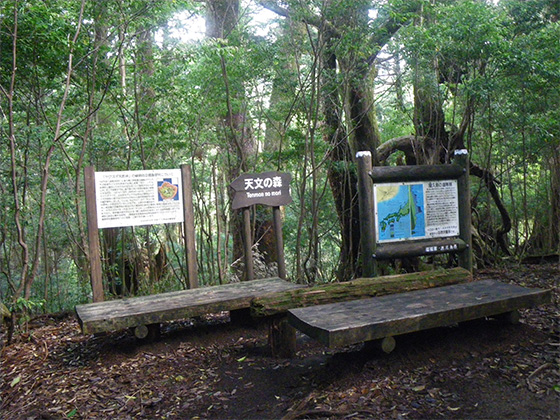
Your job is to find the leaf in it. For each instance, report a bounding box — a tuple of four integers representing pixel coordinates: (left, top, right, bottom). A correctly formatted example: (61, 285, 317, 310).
(237, 355, 247, 362)
(66, 408, 77, 418)
(10, 376, 21, 387)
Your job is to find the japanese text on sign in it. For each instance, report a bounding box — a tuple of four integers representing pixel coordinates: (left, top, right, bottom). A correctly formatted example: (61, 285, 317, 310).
(95, 169, 184, 229)
(244, 176, 284, 190)
(230, 171, 292, 209)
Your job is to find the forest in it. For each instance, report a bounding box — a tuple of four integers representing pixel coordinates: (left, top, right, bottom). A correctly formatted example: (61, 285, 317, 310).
(1, 0, 559, 316)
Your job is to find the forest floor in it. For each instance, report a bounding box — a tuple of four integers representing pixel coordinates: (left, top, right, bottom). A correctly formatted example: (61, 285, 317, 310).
(1, 263, 559, 420)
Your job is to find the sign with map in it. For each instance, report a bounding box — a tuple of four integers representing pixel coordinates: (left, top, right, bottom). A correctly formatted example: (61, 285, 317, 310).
(95, 169, 183, 228)
(374, 180, 459, 243)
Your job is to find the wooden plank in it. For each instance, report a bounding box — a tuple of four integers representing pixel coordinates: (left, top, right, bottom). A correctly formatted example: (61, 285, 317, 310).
(374, 238, 468, 260)
(287, 280, 552, 348)
(76, 277, 303, 334)
(370, 164, 464, 183)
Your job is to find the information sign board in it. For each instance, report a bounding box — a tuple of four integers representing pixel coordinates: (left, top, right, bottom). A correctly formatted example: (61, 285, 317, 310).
(374, 180, 459, 243)
(95, 169, 183, 228)
(230, 171, 292, 210)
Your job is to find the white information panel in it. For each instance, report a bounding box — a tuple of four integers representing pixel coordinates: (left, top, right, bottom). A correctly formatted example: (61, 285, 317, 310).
(95, 169, 183, 228)
(374, 180, 459, 243)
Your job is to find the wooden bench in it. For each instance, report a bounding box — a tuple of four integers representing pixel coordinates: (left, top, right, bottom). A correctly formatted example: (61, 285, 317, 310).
(75, 277, 304, 337)
(287, 280, 552, 353)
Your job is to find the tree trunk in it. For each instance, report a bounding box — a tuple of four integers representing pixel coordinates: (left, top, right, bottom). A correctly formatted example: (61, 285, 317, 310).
(206, 0, 255, 272)
(552, 146, 560, 255)
(321, 28, 361, 282)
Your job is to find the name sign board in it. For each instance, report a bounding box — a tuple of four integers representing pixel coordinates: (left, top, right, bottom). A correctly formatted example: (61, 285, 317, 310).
(95, 169, 184, 228)
(374, 180, 459, 243)
(230, 171, 292, 210)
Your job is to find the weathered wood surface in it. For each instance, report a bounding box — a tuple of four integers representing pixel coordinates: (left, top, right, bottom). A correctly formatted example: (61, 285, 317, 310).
(374, 238, 468, 260)
(76, 277, 304, 334)
(251, 267, 472, 317)
(287, 280, 552, 348)
(369, 164, 464, 183)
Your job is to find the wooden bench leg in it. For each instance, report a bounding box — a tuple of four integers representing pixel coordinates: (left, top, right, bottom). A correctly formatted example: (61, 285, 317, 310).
(492, 310, 521, 325)
(133, 323, 161, 340)
(230, 308, 254, 326)
(269, 315, 296, 358)
(365, 336, 396, 354)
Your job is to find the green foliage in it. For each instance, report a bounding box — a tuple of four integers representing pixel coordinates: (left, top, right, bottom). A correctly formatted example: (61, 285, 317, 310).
(11, 297, 46, 329)
(1, 0, 558, 314)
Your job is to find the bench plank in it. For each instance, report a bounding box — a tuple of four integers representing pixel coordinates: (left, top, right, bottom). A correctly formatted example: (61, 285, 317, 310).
(76, 277, 303, 334)
(287, 280, 552, 348)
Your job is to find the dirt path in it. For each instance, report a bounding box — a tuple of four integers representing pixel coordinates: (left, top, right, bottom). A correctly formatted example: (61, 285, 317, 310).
(1, 264, 558, 419)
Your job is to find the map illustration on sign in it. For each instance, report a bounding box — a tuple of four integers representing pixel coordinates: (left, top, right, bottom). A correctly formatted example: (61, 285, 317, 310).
(374, 180, 460, 243)
(375, 183, 426, 242)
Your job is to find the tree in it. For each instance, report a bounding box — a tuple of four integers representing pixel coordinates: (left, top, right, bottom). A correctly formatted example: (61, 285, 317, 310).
(260, 0, 413, 280)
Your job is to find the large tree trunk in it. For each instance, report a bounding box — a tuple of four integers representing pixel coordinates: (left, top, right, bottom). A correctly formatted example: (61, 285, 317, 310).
(321, 28, 361, 282)
(525, 145, 560, 255)
(552, 146, 560, 256)
(206, 0, 255, 272)
(411, 63, 448, 165)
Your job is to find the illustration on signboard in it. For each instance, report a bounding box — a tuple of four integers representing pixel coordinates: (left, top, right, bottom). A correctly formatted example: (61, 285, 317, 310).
(375, 183, 426, 242)
(158, 178, 179, 201)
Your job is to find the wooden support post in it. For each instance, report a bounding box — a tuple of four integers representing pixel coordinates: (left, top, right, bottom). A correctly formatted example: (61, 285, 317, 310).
(230, 308, 254, 326)
(356, 151, 377, 277)
(492, 310, 521, 324)
(365, 336, 396, 354)
(243, 207, 254, 281)
(272, 206, 287, 279)
(454, 150, 473, 273)
(269, 315, 297, 358)
(84, 166, 104, 303)
(134, 323, 161, 340)
(181, 164, 199, 289)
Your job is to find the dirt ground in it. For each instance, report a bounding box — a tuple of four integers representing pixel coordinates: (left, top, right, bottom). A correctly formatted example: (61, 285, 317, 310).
(1, 263, 558, 420)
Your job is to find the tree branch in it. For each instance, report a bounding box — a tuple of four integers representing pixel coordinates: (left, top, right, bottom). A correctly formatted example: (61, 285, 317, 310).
(470, 163, 512, 256)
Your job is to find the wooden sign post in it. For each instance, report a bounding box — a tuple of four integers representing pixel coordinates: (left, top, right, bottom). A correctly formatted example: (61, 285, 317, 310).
(230, 172, 292, 280)
(84, 166, 104, 302)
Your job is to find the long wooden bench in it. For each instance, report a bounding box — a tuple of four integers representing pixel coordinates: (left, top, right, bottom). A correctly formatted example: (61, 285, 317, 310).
(76, 277, 304, 336)
(287, 280, 552, 352)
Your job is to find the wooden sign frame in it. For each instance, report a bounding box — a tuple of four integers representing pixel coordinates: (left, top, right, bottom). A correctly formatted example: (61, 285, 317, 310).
(356, 150, 472, 277)
(230, 171, 292, 281)
(84, 164, 198, 302)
